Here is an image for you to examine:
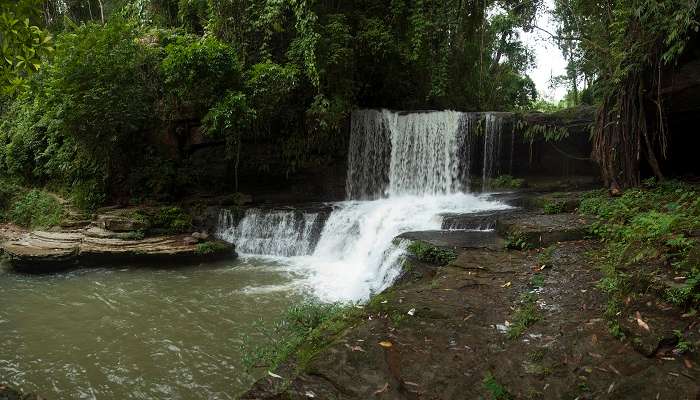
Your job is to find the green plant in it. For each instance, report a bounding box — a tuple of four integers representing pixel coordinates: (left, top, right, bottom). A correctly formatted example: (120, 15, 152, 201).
(407, 241, 457, 265)
(542, 200, 565, 214)
(537, 245, 556, 268)
(152, 206, 192, 234)
(506, 293, 540, 339)
(482, 373, 513, 400)
(504, 231, 532, 250)
(673, 330, 694, 354)
(490, 175, 525, 189)
(195, 241, 229, 255)
(242, 302, 358, 371)
(9, 189, 63, 228)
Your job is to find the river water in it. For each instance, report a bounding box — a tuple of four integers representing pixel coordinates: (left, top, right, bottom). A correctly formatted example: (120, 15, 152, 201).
(0, 258, 304, 399)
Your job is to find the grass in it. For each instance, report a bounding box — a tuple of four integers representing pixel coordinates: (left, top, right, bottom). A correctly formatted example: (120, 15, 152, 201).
(242, 302, 360, 372)
(506, 293, 541, 339)
(407, 241, 457, 265)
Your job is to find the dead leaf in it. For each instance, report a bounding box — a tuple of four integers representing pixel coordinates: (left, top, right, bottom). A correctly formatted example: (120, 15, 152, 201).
(379, 341, 393, 348)
(373, 382, 389, 395)
(607, 382, 615, 394)
(635, 311, 650, 331)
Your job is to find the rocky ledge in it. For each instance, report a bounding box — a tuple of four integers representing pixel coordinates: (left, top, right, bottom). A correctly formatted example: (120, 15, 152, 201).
(0, 211, 235, 271)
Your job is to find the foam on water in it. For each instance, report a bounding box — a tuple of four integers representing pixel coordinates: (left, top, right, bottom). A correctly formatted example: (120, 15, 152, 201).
(290, 193, 508, 302)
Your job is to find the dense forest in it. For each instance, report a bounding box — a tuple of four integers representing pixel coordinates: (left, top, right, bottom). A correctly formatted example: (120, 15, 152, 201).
(0, 0, 698, 208)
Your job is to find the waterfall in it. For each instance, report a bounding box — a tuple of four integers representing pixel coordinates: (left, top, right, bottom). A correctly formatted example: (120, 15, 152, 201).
(482, 113, 503, 191)
(217, 209, 324, 256)
(217, 109, 510, 302)
(347, 110, 472, 199)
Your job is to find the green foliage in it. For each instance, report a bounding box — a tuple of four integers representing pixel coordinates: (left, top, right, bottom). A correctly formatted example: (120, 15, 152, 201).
(482, 373, 513, 400)
(506, 293, 540, 339)
(504, 231, 532, 250)
(242, 302, 358, 371)
(580, 181, 700, 309)
(9, 189, 63, 228)
(0, 0, 53, 95)
(407, 241, 457, 266)
(490, 175, 525, 189)
(161, 35, 242, 118)
(153, 206, 191, 233)
(195, 241, 229, 255)
(542, 200, 565, 215)
(537, 245, 556, 268)
(674, 330, 695, 354)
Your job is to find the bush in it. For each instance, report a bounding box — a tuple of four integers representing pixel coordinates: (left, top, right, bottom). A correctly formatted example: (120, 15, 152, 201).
(490, 175, 525, 189)
(153, 206, 192, 233)
(407, 241, 457, 265)
(195, 241, 229, 254)
(9, 189, 63, 228)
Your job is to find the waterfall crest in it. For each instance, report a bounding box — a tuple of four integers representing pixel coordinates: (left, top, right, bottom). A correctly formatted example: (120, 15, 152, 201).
(217, 209, 324, 257)
(346, 110, 474, 199)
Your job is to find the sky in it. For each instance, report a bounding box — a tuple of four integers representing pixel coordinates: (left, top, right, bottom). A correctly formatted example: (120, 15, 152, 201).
(520, 0, 569, 101)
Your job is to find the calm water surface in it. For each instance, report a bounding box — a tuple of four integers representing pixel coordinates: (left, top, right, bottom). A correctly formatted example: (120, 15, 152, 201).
(0, 258, 305, 399)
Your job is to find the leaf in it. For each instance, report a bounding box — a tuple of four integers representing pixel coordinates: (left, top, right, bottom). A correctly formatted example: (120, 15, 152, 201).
(635, 311, 650, 331)
(267, 371, 284, 379)
(378, 341, 393, 348)
(373, 382, 389, 395)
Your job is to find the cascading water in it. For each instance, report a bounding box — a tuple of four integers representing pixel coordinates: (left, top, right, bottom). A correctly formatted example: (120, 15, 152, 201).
(482, 113, 504, 191)
(217, 209, 323, 257)
(217, 109, 510, 302)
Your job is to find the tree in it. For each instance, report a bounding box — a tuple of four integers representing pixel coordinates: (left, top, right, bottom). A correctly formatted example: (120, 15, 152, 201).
(0, 0, 53, 95)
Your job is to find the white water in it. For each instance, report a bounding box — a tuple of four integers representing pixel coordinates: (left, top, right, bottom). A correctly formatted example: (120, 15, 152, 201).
(218, 110, 510, 303)
(290, 193, 508, 302)
(217, 209, 322, 257)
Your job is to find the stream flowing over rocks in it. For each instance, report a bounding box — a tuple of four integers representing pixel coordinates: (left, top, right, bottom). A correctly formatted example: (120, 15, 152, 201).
(215, 110, 512, 302)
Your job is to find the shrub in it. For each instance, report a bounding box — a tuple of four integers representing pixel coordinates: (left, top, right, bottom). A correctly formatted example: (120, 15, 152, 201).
(153, 206, 192, 233)
(490, 175, 525, 189)
(407, 241, 457, 265)
(9, 189, 63, 228)
(195, 241, 229, 255)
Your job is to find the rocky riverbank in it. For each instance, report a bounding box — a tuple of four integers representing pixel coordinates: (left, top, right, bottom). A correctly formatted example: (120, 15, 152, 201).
(0, 206, 234, 271)
(240, 191, 700, 399)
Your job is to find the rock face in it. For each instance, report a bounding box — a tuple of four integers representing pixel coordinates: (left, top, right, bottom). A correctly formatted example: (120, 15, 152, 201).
(1, 229, 234, 271)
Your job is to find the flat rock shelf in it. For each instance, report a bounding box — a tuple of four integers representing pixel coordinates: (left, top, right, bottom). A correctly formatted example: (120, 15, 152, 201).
(0, 229, 234, 270)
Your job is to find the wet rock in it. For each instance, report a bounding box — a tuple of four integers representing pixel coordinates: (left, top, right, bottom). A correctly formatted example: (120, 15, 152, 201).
(97, 215, 148, 232)
(398, 230, 502, 250)
(1, 230, 235, 271)
(496, 212, 590, 248)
